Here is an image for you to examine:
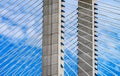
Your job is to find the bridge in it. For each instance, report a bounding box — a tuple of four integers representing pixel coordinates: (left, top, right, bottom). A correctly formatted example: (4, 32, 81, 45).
(0, 0, 120, 76)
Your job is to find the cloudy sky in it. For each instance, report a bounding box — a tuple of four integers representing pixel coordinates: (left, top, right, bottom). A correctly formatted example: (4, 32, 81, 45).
(64, 0, 78, 76)
(96, 0, 120, 75)
(0, 0, 120, 76)
(0, 0, 43, 75)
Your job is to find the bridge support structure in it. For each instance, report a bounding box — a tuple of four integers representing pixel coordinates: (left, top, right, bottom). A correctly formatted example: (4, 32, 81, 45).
(42, 0, 65, 76)
(78, 0, 95, 76)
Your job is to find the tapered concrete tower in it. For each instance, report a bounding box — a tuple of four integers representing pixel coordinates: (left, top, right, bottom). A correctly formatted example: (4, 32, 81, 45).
(42, 0, 65, 76)
(78, 0, 95, 76)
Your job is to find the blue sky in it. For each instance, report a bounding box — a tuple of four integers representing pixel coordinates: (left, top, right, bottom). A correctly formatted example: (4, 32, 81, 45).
(0, 0, 43, 75)
(0, 0, 79, 75)
(64, 0, 78, 76)
(0, 0, 78, 76)
(96, 0, 120, 75)
(64, 0, 120, 76)
(0, 0, 120, 76)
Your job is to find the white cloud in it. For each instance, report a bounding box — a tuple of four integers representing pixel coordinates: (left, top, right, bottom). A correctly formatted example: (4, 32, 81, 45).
(0, 21, 42, 47)
(0, 1, 43, 47)
(0, 23, 24, 38)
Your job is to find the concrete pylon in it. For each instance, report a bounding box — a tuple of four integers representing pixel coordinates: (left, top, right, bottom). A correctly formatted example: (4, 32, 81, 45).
(42, 0, 65, 76)
(78, 0, 95, 76)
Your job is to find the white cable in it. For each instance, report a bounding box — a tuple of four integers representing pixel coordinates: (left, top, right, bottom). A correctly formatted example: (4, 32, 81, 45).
(78, 17, 92, 24)
(64, 61, 78, 76)
(78, 5, 92, 12)
(0, 23, 43, 60)
(97, 6, 120, 15)
(65, 53, 90, 76)
(66, 9, 77, 17)
(97, 52, 120, 67)
(98, 61, 120, 72)
(0, 4, 43, 57)
(12, 49, 42, 75)
(78, 0, 92, 6)
(0, 21, 42, 59)
(98, 63, 117, 75)
(78, 41, 92, 51)
(0, 2, 43, 47)
(19, 56, 42, 75)
(78, 11, 92, 18)
(65, 35, 92, 59)
(0, 1, 43, 42)
(98, 70, 107, 76)
(0, 0, 43, 31)
(1, 39, 42, 74)
(97, 1, 120, 9)
(65, 22, 120, 60)
(65, 40, 93, 68)
(64, 69, 70, 76)
(98, 13, 120, 21)
(23, 61, 42, 75)
(78, 23, 92, 31)
(96, 35, 120, 59)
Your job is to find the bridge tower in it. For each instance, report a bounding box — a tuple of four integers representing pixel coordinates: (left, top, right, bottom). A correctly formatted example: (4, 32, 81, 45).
(42, 0, 65, 76)
(42, 0, 95, 76)
(78, 0, 95, 76)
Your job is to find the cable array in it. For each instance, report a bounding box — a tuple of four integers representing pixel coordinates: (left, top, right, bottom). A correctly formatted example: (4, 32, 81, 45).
(0, 0, 43, 75)
(0, 0, 120, 76)
(64, 0, 78, 76)
(64, 0, 120, 76)
(95, 0, 120, 75)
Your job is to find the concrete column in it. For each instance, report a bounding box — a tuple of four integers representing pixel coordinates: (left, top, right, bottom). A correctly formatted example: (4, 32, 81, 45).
(78, 0, 95, 76)
(42, 0, 64, 76)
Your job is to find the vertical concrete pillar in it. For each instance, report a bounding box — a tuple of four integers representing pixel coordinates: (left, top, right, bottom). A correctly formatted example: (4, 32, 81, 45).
(78, 0, 95, 76)
(42, 0, 64, 76)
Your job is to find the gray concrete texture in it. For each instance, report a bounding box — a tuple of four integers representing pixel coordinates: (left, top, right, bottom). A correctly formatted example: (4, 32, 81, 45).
(42, 0, 95, 75)
(78, 0, 94, 76)
(42, 0, 64, 76)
